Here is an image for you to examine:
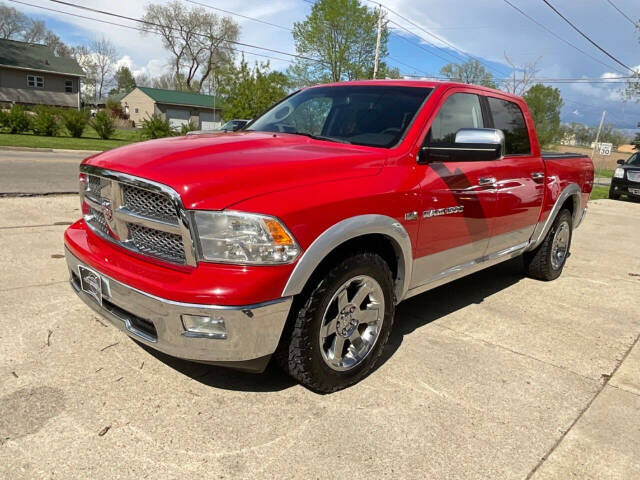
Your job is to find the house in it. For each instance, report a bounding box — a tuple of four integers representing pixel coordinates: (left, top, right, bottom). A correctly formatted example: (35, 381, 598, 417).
(0, 38, 84, 109)
(120, 86, 222, 129)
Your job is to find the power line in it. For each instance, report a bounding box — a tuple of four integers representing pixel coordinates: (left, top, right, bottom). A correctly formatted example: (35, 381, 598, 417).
(362, 0, 511, 77)
(540, 0, 636, 73)
(502, 0, 625, 74)
(182, 0, 293, 32)
(604, 0, 639, 28)
(8, 0, 297, 65)
(44, 0, 324, 64)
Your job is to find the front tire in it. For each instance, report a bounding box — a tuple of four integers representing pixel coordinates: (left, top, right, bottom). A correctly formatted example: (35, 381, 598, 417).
(524, 209, 573, 281)
(609, 187, 621, 200)
(278, 252, 395, 393)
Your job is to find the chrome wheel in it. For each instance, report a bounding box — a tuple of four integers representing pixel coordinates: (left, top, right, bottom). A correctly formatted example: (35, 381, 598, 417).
(551, 221, 570, 270)
(319, 275, 385, 372)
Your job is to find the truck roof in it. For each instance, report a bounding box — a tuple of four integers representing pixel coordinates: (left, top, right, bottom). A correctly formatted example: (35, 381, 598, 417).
(307, 79, 525, 102)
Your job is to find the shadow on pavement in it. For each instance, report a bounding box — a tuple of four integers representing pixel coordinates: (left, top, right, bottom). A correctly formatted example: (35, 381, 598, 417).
(139, 257, 526, 393)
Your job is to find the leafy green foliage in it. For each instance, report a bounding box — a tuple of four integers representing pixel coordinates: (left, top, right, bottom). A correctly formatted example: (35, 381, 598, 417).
(288, 0, 388, 85)
(439, 60, 497, 88)
(220, 58, 290, 121)
(560, 122, 630, 148)
(90, 111, 116, 139)
(7, 104, 31, 134)
(109, 66, 137, 95)
(31, 106, 61, 136)
(0, 109, 8, 130)
(180, 121, 197, 135)
(631, 133, 640, 151)
(141, 114, 174, 139)
(62, 109, 89, 138)
(523, 84, 563, 147)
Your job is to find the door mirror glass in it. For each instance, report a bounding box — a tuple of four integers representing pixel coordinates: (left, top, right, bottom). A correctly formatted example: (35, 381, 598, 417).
(419, 128, 505, 163)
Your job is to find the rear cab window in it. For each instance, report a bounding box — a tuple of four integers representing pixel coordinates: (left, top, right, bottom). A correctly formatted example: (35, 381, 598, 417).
(486, 97, 531, 155)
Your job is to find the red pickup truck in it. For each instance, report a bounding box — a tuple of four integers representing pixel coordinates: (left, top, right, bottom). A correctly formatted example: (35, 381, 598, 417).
(65, 80, 593, 392)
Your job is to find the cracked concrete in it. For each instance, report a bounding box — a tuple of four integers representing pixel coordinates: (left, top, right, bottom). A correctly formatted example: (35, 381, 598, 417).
(1, 196, 639, 479)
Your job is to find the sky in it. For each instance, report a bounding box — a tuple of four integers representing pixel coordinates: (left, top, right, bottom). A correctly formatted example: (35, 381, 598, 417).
(8, 0, 640, 131)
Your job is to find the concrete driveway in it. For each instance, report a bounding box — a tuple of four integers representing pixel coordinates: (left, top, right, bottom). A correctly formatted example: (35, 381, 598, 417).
(1, 196, 639, 479)
(0, 149, 91, 195)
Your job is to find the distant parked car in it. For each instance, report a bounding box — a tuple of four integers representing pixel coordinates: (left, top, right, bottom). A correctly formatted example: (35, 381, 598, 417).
(609, 152, 640, 200)
(218, 119, 250, 131)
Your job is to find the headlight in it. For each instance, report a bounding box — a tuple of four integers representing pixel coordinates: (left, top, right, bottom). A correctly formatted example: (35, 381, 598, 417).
(193, 211, 301, 264)
(613, 168, 625, 179)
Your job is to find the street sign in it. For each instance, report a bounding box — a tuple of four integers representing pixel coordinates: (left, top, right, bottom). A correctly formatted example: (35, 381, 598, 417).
(599, 143, 613, 156)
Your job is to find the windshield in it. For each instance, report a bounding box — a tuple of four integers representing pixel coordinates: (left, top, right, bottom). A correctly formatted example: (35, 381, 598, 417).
(246, 85, 432, 148)
(626, 153, 640, 166)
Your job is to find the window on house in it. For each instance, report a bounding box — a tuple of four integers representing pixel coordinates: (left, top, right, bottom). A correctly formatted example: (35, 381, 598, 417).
(65, 80, 73, 93)
(27, 75, 44, 88)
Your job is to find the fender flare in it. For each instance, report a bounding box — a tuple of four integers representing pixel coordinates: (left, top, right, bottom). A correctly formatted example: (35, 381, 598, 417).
(527, 182, 582, 251)
(281, 215, 413, 303)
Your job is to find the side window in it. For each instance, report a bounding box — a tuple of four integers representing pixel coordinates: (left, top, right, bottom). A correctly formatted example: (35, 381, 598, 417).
(426, 93, 484, 146)
(487, 97, 531, 155)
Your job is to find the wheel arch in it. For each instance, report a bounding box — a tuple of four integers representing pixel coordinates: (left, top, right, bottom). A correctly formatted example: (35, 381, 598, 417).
(527, 183, 582, 251)
(281, 215, 413, 303)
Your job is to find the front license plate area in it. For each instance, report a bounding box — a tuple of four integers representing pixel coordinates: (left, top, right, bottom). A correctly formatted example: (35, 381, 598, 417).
(78, 265, 103, 305)
(629, 188, 640, 195)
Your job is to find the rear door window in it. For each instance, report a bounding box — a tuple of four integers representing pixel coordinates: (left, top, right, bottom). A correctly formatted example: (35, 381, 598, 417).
(487, 97, 531, 155)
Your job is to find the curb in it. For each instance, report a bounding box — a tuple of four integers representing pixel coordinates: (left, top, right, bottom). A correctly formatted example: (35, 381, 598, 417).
(0, 146, 103, 154)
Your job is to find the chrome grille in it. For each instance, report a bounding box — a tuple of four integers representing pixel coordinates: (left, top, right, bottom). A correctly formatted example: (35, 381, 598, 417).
(129, 224, 185, 263)
(80, 168, 196, 266)
(122, 184, 177, 221)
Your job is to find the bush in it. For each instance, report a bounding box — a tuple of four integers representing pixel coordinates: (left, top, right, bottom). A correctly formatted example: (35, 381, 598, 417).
(7, 104, 31, 133)
(180, 121, 197, 135)
(141, 114, 174, 139)
(62, 109, 89, 138)
(0, 109, 8, 130)
(90, 110, 115, 139)
(31, 106, 61, 136)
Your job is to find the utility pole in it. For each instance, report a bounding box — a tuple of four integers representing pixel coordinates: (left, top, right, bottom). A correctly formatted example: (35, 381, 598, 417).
(591, 110, 606, 158)
(373, 4, 383, 79)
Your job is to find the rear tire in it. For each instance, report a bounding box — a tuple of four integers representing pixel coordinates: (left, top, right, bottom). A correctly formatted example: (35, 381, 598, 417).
(277, 252, 395, 393)
(524, 209, 573, 281)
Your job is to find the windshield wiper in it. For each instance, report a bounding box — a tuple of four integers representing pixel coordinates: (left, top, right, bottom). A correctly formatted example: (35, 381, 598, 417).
(287, 131, 351, 144)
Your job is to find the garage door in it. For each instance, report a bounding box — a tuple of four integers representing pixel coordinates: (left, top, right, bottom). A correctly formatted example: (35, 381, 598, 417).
(166, 109, 190, 130)
(200, 112, 221, 131)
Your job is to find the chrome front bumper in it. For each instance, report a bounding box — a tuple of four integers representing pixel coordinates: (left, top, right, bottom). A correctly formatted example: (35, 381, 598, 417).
(66, 249, 292, 367)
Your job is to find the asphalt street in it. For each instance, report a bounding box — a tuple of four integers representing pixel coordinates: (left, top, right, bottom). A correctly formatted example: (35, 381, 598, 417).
(0, 149, 91, 195)
(1, 196, 639, 479)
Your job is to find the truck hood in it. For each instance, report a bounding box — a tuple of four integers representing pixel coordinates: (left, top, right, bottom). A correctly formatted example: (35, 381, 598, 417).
(84, 131, 386, 210)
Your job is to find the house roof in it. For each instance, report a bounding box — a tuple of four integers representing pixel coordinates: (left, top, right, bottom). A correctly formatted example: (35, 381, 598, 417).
(136, 86, 220, 109)
(0, 39, 85, 77)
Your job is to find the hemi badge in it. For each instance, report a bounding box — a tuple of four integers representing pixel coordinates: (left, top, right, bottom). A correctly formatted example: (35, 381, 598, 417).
(423, 206, 464, 218)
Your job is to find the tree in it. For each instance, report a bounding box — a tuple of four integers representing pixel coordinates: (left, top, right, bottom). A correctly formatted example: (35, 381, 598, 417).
(439, 59, 497, 88)
(503, 54, 541, 96)
(110, 65, 136, 95)
(523, 84, 563, 147)
(219, 57, 290, 121)
(633, 133, 640, 151)
(142, 1, 239, 93)
(90, 38, 116, 99)
(288, 0, 388, 86)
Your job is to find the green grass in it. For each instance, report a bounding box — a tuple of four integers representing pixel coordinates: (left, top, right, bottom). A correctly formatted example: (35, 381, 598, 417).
(590, 185, 610, 200)
(595, 169, 614, 178)
(0, 128, 142, 151)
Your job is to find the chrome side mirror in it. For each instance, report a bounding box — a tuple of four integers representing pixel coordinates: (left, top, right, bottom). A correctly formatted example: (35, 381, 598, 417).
(419, 128, 505, 163)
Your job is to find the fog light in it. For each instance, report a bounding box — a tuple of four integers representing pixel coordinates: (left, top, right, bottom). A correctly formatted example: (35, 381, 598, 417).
(181, 314, 227, 339)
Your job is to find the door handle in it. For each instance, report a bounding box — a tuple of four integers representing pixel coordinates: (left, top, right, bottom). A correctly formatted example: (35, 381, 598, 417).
(531, 172, 545, 181)
(478, 177, 497, 187)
